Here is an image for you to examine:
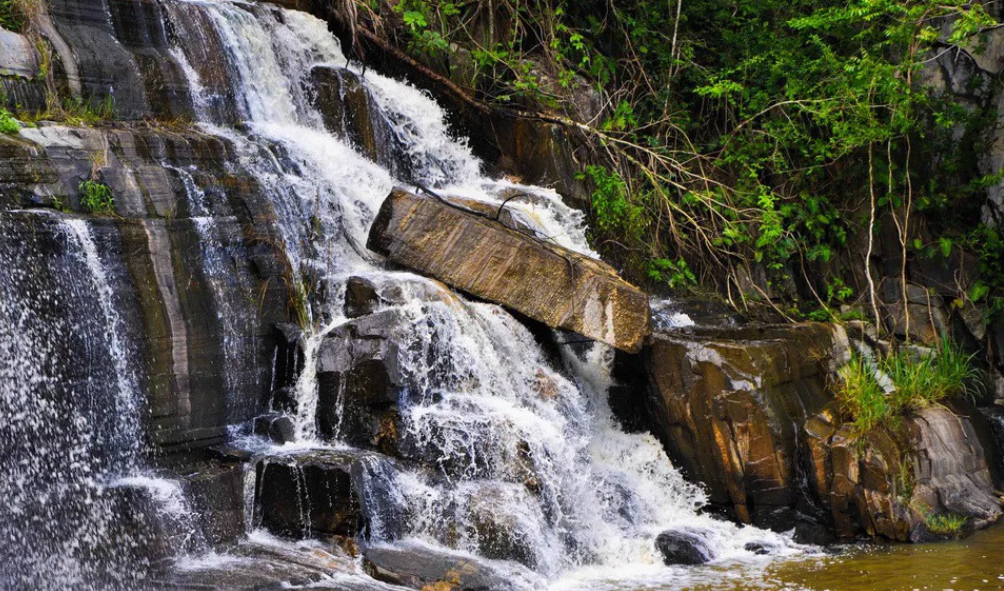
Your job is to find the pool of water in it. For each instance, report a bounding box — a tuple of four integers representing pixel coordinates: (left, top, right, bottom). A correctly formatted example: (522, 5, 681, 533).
(552, 523, 1004, 591)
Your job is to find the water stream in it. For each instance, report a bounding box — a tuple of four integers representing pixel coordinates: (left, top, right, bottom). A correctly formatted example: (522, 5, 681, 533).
(162, 0, 798, 586)
(2, 1, 805, 589)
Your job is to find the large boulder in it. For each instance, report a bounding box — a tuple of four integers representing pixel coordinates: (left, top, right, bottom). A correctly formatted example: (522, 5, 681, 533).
(643, 322, 849, 527)
(366, 188, 650, 352)
(253, 450, 372, 539)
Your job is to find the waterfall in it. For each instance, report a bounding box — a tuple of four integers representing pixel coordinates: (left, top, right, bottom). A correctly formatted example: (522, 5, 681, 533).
(0, 215, 149, 588)
(161, 1, 797, 587)
(0, 1, 800, 589)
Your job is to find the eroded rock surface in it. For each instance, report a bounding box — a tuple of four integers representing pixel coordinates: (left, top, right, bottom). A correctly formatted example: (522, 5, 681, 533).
(366, 188, 650, 352)
(643, 322, 849, 528)
(643, 320, 1003, 541)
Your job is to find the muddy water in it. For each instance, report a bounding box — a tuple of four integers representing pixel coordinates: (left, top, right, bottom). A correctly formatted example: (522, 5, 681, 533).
(554, 524, 1004, 591)
(763, 524, 1004, 591)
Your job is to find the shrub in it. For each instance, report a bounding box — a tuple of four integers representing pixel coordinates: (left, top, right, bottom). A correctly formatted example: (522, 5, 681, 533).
(0, 109, 19, 135)
(79, 180, 114, 215)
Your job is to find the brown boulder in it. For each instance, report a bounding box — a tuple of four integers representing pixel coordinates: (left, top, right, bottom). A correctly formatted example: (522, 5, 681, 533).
(643, 322, 846, 527)
(366, 188, 650, 352)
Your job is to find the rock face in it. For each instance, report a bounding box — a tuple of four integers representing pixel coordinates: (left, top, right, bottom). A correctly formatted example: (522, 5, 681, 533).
(643, 321, 1003, 541)
(366, 188, 650, 352)
(805, 406, 1002, 541)
(254, 450, 371, 539)
(643, 323, 849, 527)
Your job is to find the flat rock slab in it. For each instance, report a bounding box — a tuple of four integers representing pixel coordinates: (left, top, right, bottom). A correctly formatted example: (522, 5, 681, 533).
(366, 188, 650, 352)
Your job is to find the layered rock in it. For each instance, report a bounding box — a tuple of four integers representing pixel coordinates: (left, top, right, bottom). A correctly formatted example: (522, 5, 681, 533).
(2, 125, 290, 450)
(643, 322, 849, 527)
(366, 188, 650, 352)
(643, 321, 1003, 541)
(805, 406, 1002, 541)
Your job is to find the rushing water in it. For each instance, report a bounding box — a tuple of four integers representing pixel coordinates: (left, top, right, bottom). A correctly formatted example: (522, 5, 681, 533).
(2, 0, 804, 589)
(159, 0, 798, 586)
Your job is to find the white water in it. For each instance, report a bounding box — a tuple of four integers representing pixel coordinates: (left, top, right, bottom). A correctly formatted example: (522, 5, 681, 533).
(0, 216, 151, 588)
(155, 2, 802, 588)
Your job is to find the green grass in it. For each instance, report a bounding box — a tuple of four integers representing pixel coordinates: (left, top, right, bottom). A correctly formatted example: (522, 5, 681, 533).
(925, 512, 967, 535)
(833, 338, 976, 433)
(0, 109, 19, 135)
(835, 355, 892, 432)
(79, 180, 114, 215)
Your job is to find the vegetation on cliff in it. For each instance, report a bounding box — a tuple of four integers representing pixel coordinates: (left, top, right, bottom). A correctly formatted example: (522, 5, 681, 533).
(358, 0, 1004, 321)
(835, 338, 976, 432)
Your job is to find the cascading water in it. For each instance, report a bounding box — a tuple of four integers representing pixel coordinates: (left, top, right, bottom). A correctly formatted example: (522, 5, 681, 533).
(0, 215, 151, 589)
(0, 1, 803, 589)
(157, 1, 799, 588)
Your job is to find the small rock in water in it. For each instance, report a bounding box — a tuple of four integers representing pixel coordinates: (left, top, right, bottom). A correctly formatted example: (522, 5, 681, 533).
(253, 412, 296, 444)
(655, 530, 712, 566)
(743, 542, 771, 555)
(344, 276, 380, 318)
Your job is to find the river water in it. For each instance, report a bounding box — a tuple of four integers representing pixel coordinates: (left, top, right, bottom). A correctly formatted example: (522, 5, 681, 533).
(550, 523, 1004, 591)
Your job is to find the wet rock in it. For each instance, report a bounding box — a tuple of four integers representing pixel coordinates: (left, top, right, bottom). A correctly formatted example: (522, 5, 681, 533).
(363, 542, 531, 591)
(183, 462, 246, 546)
(316, 310, 408, 451)
(644, 322, 848, 526)
(462, 483, 538, 567)
(253, 412, 296, 444)
(367, 188, 650, 352)
(154, 535, 363, 589)
(345, 276, 380, 318)
(272, 323, 307, 411)
(254, 450, 374, 539)
(310, 66, 403, 172)
(654, 530, 711, 566)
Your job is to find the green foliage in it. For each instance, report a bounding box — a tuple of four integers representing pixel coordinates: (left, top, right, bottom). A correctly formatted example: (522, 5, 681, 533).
(580, 165, 647, 241)
(0, 0, 23, 31)
(924, 512, 967, 536)
(378, 0, 1004, 303)
(0, 109, 19, 134)
(647, 257, 696, 289)
(835, 338, 975, 433)
(78, 181, 114, 215)
(834, 354, 892, 433)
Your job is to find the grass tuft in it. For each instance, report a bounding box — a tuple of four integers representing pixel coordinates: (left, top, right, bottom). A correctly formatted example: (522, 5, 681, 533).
(78, 180, 114, 215)
(925, 512, 967, 535)
(833, 337, 976, 433)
